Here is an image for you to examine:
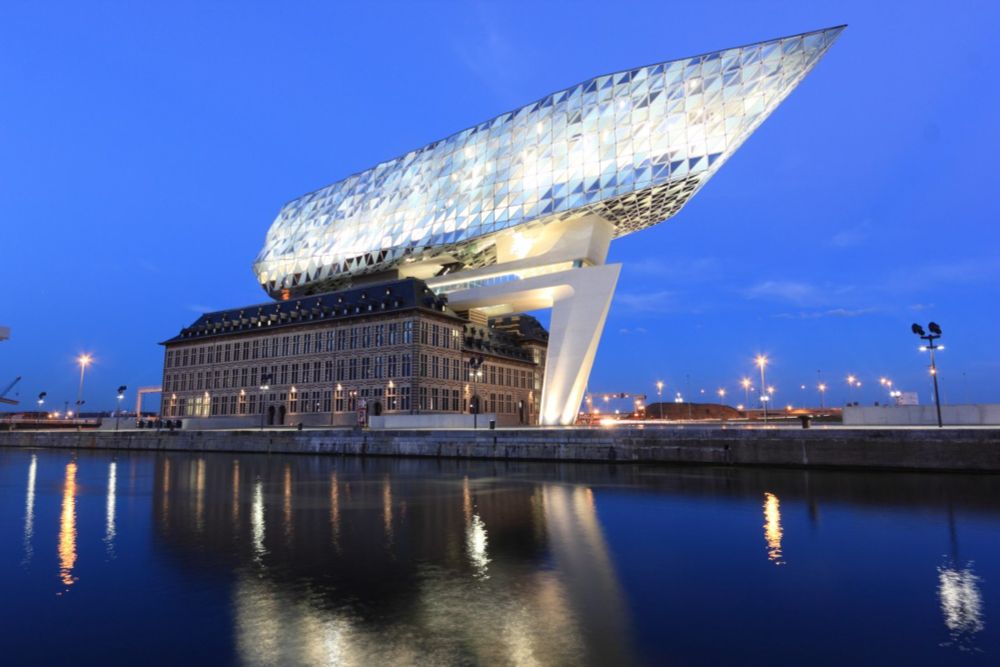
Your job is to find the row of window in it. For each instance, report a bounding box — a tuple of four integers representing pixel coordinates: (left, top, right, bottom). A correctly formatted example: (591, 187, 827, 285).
(162, 386, 526, 418)
(163, 356, 534, 393)
(165, 320, 466, 369)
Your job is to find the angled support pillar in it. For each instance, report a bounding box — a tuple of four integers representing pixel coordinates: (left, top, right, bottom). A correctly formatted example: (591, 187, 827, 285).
(443, 262, 620, 426)
(538, 263, 620, 425)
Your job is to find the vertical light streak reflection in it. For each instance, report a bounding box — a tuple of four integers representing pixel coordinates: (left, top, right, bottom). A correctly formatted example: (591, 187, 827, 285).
(104, 461, 117, 557)
(466, 514, 490, 579)
(938, 561, 984, 651)
(330, 472, 340, 552)
(232, 459, 241, 524)
(283, 465, 293, 540)
(194, 458, 206, 533)
(763, 492, 784, 565)
(23, 454, 37, 565)
(382, 475, 393, 546)
(161, 458, 171, 532)
(58, 461, 79, 588)
(252, 479, 266, 562)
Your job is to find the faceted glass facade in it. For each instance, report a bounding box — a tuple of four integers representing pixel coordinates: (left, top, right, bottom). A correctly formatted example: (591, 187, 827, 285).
(254, 26, 843, 297)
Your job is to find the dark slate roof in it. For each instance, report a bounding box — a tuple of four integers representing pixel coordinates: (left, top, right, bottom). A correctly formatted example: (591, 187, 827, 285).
(488, 314, 550, 344)
(463, 323, 536, 364)
(162, 277, 460, 345)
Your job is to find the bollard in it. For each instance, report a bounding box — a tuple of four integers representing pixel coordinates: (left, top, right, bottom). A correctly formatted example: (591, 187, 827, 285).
(798, 415, 811, 429)
(489, 419, 496, 430)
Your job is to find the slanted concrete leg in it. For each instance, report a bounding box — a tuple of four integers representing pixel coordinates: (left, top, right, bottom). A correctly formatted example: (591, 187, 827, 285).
(539, 263, 621, 426)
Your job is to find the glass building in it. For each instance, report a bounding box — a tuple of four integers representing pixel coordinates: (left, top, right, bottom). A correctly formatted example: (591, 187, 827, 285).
(253, 26, 844, 299)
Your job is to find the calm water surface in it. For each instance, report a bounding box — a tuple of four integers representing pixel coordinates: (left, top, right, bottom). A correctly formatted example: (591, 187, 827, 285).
(0, 448, 997, 666)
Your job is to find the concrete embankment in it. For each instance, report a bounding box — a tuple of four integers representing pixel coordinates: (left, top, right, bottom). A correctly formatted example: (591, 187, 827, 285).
(1, 427, 999, 472)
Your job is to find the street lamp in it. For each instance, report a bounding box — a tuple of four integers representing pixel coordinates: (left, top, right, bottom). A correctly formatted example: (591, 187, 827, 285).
(259, 373, 272, 431)
(76, 354, 92, 421)
(913, 322, 944, 428)
(817, 382, 827, 409)
(37, 391, 46, 409)
(468, 355, 484, 429)
(755, 355, 769, 424)
(656, 380, 664, 420)
(717, 388, 726, 403)
(115, 385, 127, 431)
(741, 377, 752, 411)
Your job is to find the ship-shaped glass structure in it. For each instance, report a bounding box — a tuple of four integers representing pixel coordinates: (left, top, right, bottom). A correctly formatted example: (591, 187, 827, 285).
(254, 26, 844, 298)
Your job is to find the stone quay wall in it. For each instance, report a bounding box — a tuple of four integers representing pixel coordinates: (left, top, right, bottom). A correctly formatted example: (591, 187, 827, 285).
(1, 427, 999, 472)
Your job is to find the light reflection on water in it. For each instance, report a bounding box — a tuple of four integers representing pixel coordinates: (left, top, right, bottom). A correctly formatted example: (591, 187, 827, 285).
(763, 491, 784, 565)
(57, 461, 77, 589)
(1, 450, 999, 666)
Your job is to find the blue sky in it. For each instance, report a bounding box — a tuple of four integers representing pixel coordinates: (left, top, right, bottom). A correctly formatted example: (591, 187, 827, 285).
(1, 1, 998, 411)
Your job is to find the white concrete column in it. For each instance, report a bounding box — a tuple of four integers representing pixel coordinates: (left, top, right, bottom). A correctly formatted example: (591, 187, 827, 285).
(538, 263, 620, 425)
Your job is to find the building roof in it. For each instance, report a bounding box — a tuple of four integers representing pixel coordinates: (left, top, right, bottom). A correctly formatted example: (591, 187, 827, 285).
(253, 27, 844, 297)
(162, 277, 460, 345)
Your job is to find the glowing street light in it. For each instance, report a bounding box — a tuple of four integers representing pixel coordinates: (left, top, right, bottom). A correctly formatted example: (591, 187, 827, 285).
(755, 355, 769, 424)
(913, 322, 944, 427)
(115, 385, 127, 431)
(259, 373, 272, 430)
(717, 388, 726, 402)
(75, 354, 93, 420)
(818, 382, 827, 409)
(741, 377, 752, 408)
(656, 380, 664, 420)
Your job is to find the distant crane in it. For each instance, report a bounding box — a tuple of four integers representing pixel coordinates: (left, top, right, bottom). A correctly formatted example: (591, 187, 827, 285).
(1, 376, 21, 406)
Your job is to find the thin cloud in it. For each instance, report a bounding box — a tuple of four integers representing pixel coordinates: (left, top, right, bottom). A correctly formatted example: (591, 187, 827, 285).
(614, 290, 681, 314)
(744, 280, 821, 305)
(829, 221, 871, 248)
(627, 256, 724, 284)
(774, 307, 877, 320)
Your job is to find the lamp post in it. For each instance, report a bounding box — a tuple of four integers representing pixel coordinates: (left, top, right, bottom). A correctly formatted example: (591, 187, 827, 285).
(755, 355, 769, 424)
(37, 392, 46, 410)
(468, 355, 484, 429)
(741, 377, 751, 413)
(76, 354, 92, 421)
(115, 385, 127, 431)
(912, 322, 944, 428)
(259, 373, 272, 431)
(656, 380, 664, 420)
(817, 383, 827, 409)
(717, 388, 726, 403)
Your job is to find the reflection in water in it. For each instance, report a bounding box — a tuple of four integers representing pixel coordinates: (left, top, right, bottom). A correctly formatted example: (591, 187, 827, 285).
(22, 454, 37, 565)
(251, 479, 265, 562)
(194, 458, 206, 533)
(232, 459, 241, 524)
(382, 475, 393, 546)
(105, 461, 117, 557)
(58, 461, 78, 588)
(283, 464, 293, 541)
(763, 492, 784, 565)
(329, 472, 340, 551)
(938, 560, 984, 651)
(466, 514, 490, 579)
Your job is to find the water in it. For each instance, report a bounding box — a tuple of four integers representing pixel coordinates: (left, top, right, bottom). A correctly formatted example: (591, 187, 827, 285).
(0, 448, 997, 666)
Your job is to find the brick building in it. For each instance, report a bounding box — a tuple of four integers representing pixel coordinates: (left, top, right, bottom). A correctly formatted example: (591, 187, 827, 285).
(160, 278, 546, 427)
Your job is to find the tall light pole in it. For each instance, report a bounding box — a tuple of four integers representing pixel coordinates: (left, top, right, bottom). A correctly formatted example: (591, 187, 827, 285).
(656, 380, 664, 420)
(717, 388, 726, 404)
(755, 355, 769, 423)
(741, 377, 751, 412)
(115, 385, 127, 431)
(259, 373, 272, 431)
(468, 356, 484, 429)
(37, 392, 47, 411)
(913, 322, 944, 428)
(817, 383, 827, 409)
(76, 354, 92, 421)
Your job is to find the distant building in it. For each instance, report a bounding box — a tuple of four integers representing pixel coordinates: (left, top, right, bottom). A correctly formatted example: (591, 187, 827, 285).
(160, 278, 546, 427)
